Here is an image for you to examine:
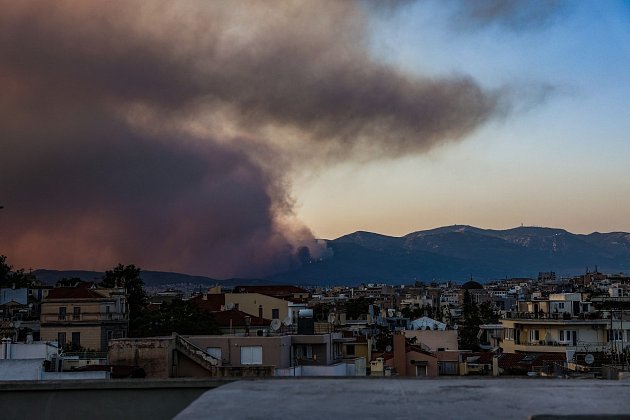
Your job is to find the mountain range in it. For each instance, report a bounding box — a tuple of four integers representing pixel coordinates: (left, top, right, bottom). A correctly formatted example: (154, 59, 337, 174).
(270, 225, 630, 285)
(32, 225, 630, 287)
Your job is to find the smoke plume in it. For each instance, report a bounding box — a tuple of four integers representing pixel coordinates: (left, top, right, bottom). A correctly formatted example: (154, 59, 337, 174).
(451, 0, 570, 31)
(0, 0, 499, 278)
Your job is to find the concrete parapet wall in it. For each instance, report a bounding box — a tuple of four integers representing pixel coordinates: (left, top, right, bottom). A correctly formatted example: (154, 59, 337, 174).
(0, 378, 230, 420)
(109, 337, 174, 378)
(109, 338, 276, 378)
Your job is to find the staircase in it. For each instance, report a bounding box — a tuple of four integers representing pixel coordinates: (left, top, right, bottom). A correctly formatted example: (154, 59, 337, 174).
(173, 333, 220, 374)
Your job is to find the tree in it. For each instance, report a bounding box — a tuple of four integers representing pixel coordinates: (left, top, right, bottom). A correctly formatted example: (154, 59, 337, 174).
(459, 289, 482, 351)
(100, 264, 147, 322)
(0, 255, 34, 288)
(130, 299, 221, 337)
(314, 302, 334, 322)
(344, 297, 372, 320)
(479, 301, 500, 324)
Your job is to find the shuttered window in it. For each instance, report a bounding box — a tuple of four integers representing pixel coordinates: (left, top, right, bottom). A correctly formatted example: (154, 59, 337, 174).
(240, 346, 262, 365)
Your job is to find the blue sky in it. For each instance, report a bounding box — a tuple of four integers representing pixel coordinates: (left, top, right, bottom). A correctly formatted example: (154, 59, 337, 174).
(295, 0, 630, 238)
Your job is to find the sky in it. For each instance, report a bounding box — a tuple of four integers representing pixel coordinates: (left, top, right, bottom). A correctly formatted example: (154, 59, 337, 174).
(296, 0, 630, 239)
(1, 0, 629, 278)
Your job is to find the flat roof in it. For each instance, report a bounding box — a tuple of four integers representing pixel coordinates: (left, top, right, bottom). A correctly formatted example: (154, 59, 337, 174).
(176, 378, 630, 420)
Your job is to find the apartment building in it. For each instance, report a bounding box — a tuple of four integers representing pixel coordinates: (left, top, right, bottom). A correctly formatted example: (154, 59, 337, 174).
(40, 283, 128, 352)
(500, 293, 622, 358)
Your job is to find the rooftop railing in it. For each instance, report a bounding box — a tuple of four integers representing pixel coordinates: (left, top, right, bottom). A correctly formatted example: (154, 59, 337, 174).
(503, 311, 604, 321)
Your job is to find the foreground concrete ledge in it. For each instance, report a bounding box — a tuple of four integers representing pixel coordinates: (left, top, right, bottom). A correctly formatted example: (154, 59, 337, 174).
(176, 378, 630, 420)
(0, 377, 237, 392)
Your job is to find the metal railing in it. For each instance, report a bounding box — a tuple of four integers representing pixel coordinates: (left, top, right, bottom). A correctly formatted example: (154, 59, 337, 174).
(42, 313, 127, 322)
(503, 311, 604, 321)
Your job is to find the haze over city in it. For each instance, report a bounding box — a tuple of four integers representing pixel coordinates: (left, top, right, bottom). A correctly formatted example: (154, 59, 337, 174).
(1, 0, 629, 279)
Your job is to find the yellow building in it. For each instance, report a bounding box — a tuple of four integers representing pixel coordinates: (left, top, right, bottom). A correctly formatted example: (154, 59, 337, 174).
(40, 283, 128, 352)
(223, 292, 307, 324)
(501, 317, 610, 354)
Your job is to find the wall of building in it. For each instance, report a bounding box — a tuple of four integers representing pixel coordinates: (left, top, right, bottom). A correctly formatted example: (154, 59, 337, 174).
(0, 341, 56, 360)
(186, 335, 292, 368)
(108, 337, 174, 378)
(0, 380, 225, 420)
(0, 359, 45, 380)
(342, 341, 370, 360)
(403, 330, 458, 351)
(223, 293, 289, 321)
(41, 325, 105, 352)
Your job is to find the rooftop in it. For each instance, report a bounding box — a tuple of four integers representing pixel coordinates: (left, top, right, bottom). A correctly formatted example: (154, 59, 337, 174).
(2, 378, 630, 420)
(177, 378, 630, 420)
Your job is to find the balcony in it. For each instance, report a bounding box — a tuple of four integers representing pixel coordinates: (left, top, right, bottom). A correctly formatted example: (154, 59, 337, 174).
(42, 312, 127, 323)
(503, 311, 604, 321)
(509, 340, 610, 353)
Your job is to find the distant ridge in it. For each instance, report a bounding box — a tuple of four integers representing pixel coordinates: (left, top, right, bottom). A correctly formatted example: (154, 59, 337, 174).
(30, 225, 630, 288)
(32, 269, 278, 289)
(270, 225, 630, 285)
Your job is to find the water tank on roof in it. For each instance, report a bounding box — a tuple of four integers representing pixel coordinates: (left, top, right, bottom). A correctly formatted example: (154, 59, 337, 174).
(298, 309, 314, 335)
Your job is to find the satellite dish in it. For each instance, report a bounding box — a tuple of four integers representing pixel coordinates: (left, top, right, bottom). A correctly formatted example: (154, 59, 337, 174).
(584, 354, 594, 365)
(270, 319, 281, 331)
(385, 345, 392, 353)
(282, 316, 292, 326)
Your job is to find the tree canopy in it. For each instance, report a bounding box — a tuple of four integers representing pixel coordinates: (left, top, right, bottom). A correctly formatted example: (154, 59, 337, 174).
(100, 264, 147, 322)
(0, 255, 35, 288)
(459, 289, 482, 351)
(130, 299, 221, 337)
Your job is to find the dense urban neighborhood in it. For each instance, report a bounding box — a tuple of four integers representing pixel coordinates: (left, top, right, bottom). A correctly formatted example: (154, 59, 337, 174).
(2, 254, 630, 381)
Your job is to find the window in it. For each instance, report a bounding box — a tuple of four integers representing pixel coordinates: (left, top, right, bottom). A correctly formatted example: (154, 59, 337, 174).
(57, 332, 66, 347)
(439, 361, 458, 375)
(334, 343, 343, 359)
(346, 344, 355, 356)
(73, 307, 81, 320)
(71, 332, 81, 350)
(294, 345, 313, 359)
(107, 330, 114, 340)
(529, 329, 540, 343)
(558, 302, 565, 309)
(272, 308, 279, 319)
(58, 307, 67, 320)
(559, 330, 577, 345)
(206, 347, 222, 361)
(608, 330, 624, 342)
(505, 328, 515, 341)
(240, 346, 263, 365)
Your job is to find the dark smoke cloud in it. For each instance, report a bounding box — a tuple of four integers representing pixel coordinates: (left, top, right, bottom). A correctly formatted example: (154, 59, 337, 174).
(452, 0, 571, 31)
(0, 1, 499, 278)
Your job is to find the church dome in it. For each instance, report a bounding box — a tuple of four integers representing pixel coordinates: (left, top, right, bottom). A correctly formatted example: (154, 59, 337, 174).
(461, 280, 483, 290)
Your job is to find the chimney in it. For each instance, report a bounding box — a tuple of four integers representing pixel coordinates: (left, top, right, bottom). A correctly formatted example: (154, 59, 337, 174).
(393, 333, 407, 376)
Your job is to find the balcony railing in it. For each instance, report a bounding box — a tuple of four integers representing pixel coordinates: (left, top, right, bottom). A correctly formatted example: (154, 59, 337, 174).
(503, 311, 604, 321)
(511, 340, 611, 352)
(42, 312, 127, 322)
